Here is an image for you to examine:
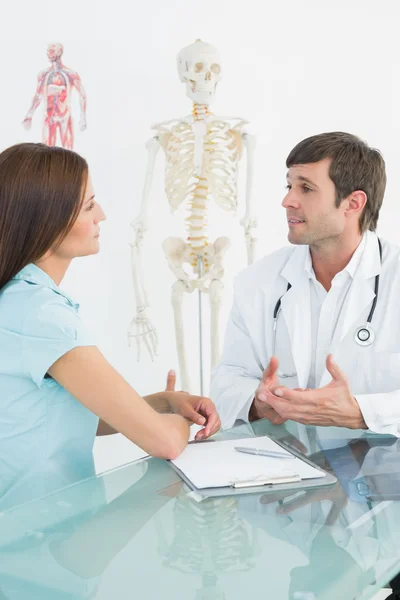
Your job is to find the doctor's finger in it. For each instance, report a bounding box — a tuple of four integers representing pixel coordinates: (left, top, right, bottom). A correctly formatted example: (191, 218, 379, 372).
(253, 397, 286, 424)
(256, 397, 287, 423)
(272, 386, 314, 402)
(326, 354, 348, 383)
(262, 356, 279, 384)
(262, 392, 305, 420)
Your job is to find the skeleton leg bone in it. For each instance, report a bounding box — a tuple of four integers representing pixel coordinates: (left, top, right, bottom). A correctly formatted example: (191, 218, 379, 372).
(163, 237, 194, 392)
(171, 280, 193, 393)
(209, 278, 224, 368)
(207, 237, 230, 368)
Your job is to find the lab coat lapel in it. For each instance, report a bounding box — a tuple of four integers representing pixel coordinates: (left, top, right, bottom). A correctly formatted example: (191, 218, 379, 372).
(319, 232, 381, 387)
(279, 246, 312, 389)
(338, 232, 381, 343)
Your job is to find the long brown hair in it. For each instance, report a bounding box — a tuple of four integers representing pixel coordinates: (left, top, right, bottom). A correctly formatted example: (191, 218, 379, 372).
(0, 143, 88, 290)
(286, 132, 386, 234)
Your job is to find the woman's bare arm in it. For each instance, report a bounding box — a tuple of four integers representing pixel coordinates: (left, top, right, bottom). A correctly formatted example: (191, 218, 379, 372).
(48, 346, 190, 459)
(95, 393, 172, 436)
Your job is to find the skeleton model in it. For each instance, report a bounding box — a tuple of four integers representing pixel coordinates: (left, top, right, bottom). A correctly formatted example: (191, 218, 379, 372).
(23, 43, 87, 150)
(129, 40, 257, 392)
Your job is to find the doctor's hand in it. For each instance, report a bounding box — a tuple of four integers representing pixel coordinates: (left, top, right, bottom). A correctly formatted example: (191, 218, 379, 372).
(250, 357, 288, 425)
(263, 355, 367, 429)
(164, 370, 221, 441)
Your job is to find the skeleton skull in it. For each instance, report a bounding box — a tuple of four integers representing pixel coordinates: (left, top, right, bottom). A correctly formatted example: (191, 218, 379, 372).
(177, 40, 222, 105)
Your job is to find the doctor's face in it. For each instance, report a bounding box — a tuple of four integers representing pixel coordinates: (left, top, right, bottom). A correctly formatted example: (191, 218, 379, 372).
(282, 158, 347, 246)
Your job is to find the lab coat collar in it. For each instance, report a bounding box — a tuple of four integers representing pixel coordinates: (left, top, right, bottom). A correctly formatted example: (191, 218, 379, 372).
(281, 231, 379, 288)
(358, 230, 382, 279)
(304, 234, 367, 282)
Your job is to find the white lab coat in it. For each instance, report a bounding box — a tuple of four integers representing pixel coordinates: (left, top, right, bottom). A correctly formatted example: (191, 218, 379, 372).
(211, 231, 400, 435)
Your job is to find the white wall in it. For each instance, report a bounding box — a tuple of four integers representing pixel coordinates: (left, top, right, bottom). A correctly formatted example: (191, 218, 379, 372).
(3, 0, 400, 470)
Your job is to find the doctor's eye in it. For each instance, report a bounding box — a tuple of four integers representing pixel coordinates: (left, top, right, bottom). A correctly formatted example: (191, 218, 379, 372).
(302, 185, 313, 193)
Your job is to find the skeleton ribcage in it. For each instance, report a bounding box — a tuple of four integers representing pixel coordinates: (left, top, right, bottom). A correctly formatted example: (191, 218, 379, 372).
(162, 120, 242, 213)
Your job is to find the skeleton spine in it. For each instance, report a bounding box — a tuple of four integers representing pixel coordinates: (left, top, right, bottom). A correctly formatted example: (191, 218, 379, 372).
(186, 104, 210, 270)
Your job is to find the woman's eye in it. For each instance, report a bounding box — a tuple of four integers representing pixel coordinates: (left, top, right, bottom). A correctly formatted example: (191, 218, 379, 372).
(86, 201, 95, 211)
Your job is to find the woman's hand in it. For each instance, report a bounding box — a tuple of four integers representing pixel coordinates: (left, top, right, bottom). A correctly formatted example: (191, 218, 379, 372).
(164, 370, 221, 441)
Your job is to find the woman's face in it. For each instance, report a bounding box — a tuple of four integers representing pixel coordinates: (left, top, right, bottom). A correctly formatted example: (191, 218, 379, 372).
(55, 176, 106, 259)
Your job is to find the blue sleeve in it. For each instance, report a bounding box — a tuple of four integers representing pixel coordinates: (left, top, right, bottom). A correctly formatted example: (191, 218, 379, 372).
(21, 298, 94, 388)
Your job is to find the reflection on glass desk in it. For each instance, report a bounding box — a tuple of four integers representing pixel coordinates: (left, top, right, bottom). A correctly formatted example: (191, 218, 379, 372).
(1, 420, 400, 599)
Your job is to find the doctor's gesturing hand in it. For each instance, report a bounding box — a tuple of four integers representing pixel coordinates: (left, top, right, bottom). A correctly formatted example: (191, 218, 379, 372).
(249, 357, 288, 425)
(260, 355, 367, 429)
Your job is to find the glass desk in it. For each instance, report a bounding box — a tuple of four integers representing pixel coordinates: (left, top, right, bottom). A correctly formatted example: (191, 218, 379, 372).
(1, 420, 400, 600)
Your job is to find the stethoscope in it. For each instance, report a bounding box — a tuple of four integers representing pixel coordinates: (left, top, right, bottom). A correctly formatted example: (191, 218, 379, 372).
(272, 238, 383, 378)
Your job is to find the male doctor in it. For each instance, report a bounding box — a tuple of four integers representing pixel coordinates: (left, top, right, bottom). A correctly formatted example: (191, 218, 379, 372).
(211, 131, 400, 436)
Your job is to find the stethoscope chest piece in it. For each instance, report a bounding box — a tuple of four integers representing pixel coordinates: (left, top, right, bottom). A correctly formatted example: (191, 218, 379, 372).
(355, 325, 375, 347)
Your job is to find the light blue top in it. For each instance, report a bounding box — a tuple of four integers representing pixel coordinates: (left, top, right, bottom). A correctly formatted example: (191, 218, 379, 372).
(0, 264, 99, 509)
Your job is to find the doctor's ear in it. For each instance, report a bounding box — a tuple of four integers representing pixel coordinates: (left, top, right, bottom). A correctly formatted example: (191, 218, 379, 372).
(343, 190, 367, 217)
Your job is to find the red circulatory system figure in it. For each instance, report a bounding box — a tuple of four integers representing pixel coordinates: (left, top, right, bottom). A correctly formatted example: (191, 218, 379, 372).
(22, 43, 87, 149)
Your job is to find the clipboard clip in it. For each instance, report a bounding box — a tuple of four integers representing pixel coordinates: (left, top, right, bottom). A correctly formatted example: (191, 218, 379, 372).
(230, 473, 301, 489)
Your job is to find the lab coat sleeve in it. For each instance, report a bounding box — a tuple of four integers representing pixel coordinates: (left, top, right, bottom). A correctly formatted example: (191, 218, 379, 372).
(356, 392, 400, 437)
(210, 292, 263, 430)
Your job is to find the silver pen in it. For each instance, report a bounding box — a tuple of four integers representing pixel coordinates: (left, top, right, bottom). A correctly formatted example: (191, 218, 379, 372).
(234, 446, 295, 459)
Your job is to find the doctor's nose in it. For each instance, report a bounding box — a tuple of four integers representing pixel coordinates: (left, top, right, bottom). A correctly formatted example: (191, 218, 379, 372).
(282, 191, 300, 209)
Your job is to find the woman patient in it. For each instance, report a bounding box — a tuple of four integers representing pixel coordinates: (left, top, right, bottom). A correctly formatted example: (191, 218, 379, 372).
(0, 143, 220, 499)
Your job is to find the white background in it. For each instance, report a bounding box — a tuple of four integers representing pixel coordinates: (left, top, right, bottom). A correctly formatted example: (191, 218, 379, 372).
(2, 0, 400, 474)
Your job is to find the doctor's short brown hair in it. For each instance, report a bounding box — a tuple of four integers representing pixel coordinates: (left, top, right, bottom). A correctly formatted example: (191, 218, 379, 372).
(286, 132, 386, 234)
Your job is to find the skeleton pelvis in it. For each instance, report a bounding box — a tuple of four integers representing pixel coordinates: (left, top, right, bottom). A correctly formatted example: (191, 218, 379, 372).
(162, 236, 230, 286)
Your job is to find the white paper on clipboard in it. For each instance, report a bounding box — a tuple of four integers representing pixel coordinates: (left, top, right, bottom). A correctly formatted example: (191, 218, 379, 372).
(171, 436, 325, 490)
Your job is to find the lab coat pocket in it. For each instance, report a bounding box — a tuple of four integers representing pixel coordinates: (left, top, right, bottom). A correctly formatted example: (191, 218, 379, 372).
(367, 352, 400, 393)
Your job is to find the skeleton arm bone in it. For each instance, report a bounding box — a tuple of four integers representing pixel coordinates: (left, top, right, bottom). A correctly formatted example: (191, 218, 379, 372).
(128, 137, 161, 360)
(133, 136, 161, 231)
(240, 132, 257, 265)
(23, 71, 46, 127)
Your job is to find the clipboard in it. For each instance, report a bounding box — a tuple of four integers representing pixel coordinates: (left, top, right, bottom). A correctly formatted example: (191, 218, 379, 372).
(169, 435, 337, 499)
